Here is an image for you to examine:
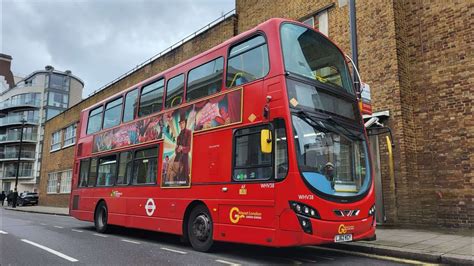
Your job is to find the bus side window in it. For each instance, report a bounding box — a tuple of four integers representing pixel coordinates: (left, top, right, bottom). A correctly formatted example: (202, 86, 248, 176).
(165, 74, 184, 108)
(103, 97, 123, 129)
(78, 159, 90, 187)
(226, 35, 269, 88)
(274, 119, 289, 180)
(139, 79, 164, 117)
(116, 151, 132, 185)
(123, 89, 138, 122)
(97, 155, 117, 186)
(187, 57, 224, 102)
(87, 106, 103, 135)
(87, 158, 98, 187)
(233, 125, 272, 181)
(132, 146, 159, 185)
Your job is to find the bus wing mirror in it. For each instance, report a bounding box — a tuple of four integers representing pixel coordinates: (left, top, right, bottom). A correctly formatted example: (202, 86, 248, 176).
(260, 129, 272, 154)
(367, 127, 395, 149)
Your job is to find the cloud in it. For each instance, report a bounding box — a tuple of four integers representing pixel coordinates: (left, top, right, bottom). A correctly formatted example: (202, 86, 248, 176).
(2, 0, 234, 97)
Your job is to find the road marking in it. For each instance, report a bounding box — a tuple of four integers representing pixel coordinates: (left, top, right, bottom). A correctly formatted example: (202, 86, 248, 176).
(40, 223, 47, 226)
(0, 230, 8, 234)
(121, 239, 140, 244)
(215, 259, 241, 266)
(71, 229, 83, 233)
(160, 247, 187, 254)
(93, 233, 108, 238)
(54, 226, 64, 229)
(308, 246, 428, 265)
(21, 239, 78, 262)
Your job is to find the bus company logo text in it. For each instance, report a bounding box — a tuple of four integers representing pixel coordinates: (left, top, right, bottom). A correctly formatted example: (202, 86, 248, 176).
(229, 207, 262, 224)
(338, 224, 355, 234)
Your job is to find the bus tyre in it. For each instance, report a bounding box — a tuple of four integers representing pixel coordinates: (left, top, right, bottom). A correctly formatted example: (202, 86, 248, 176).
(187, 205, 213, 252)
(94, 202, 109, 233)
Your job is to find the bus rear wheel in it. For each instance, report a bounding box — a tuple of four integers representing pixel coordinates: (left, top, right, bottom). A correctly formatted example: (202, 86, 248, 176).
(187, 205, 214, 252)
(94, 201, 109, 233)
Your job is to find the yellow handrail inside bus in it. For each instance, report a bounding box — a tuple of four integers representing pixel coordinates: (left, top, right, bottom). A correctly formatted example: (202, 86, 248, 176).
(170, 96, 182, 107)
(229, 72, 244, 88)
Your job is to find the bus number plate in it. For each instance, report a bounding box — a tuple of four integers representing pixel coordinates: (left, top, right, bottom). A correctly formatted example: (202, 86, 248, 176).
(334, 234, 352, 242)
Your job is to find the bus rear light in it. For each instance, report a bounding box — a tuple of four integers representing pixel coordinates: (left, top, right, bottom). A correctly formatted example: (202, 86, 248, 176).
(289, 201, 320, 219)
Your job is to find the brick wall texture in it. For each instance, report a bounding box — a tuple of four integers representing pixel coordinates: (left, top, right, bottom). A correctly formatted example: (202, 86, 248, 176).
(40, 1, 472, 228)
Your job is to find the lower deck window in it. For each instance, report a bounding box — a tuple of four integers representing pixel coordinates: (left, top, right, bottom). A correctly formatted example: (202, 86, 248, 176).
(132, 147, 158, 184)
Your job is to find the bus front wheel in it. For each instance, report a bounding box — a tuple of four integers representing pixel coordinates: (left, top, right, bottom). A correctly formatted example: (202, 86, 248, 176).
(94, 201, 109, 233)
(187, 205, 214, 252)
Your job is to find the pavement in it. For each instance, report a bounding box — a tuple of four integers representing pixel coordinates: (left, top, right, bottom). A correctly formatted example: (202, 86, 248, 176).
(4, 205, 473, 265)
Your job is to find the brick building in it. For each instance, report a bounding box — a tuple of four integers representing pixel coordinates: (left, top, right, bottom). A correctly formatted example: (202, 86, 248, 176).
(39, 1, 472, 229)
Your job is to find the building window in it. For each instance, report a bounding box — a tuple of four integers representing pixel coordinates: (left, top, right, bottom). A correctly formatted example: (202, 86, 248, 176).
(46, 108, 62, 120)
(60, 170, 72, 193)
(302, 10, 329, 36)
(186, 57, 224, 102)
(233, 125, 272, 181)
(226, 35, 269, 87)
(51, 131, 62, 151)
(64, 124, 76, 147)
(49, 74, 69, 91)
(132, 147, 158, 184)
(87, 106, 103, 134)
(103, 97, 123, 129)
(47, 172, 59, 194)
(165, 74, 184, 108)
(139, 80, 164, 117)
(123, 89, 138, 122)
(48, 91, 69, 108)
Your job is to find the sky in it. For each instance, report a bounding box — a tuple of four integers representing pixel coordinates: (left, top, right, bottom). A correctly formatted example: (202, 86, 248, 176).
(1, 0, 235, 97)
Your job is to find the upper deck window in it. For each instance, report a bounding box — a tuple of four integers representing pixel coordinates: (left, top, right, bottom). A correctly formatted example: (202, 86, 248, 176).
(165, 74, 184, 108)
(187, 57, 224, 102)
(103, 97, 123, 129)
(139, 79, 164, 117)
(226, 35, 269, 87)
(123, 89, 138, 122)
(87, 106, 103, 135)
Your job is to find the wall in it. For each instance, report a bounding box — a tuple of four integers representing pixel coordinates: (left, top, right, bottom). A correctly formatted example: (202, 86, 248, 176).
(38, 16, 237, 207)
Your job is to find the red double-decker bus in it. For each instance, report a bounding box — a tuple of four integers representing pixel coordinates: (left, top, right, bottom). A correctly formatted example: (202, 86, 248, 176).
(70, 18, 375, 252)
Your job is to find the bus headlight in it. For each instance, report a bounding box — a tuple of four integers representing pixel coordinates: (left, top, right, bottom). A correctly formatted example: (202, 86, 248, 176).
(368, 205, 376, 216)
(289, 201, 320, 219)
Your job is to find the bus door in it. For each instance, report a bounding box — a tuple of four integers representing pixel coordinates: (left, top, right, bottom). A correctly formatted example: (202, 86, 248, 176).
(219, 121, 288, 235)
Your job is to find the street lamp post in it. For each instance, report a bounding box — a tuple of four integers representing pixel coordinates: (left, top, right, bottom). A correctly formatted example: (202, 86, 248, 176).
(12, 117, 26, 208)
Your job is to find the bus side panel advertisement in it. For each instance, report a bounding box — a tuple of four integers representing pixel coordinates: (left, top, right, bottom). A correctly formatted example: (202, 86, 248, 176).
(161, 89, 242, 188)
(92, 88, 242, 154)
(93, 115, 163, 153)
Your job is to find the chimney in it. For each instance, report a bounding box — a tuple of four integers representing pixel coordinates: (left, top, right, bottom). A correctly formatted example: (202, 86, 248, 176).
(0, 53, 14, 88)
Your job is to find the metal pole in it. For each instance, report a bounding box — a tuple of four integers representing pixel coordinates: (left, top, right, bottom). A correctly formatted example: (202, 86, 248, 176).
(12, 118, 25, 208)
(349, 0, 360, 93)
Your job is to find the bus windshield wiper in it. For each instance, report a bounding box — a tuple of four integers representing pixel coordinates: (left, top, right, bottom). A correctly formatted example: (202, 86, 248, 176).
(293, 110, 363, 141)
(324, 116, 364, 141)
(293, 110, 328, 132)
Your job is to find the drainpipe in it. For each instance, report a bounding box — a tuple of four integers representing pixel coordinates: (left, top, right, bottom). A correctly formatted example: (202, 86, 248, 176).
(349, 0, 360, 94)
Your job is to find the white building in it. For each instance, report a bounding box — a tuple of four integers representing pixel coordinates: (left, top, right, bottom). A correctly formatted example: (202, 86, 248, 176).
(0, 62, 83, 193)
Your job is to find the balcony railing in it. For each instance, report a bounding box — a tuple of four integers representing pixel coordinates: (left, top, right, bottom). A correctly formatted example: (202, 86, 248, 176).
(0, 116, 39, 126)
(0, 169, 34, 179)
(0, 133, 38, 143)
(0, 99, 41, 110)
(0, 150, 36, 160)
